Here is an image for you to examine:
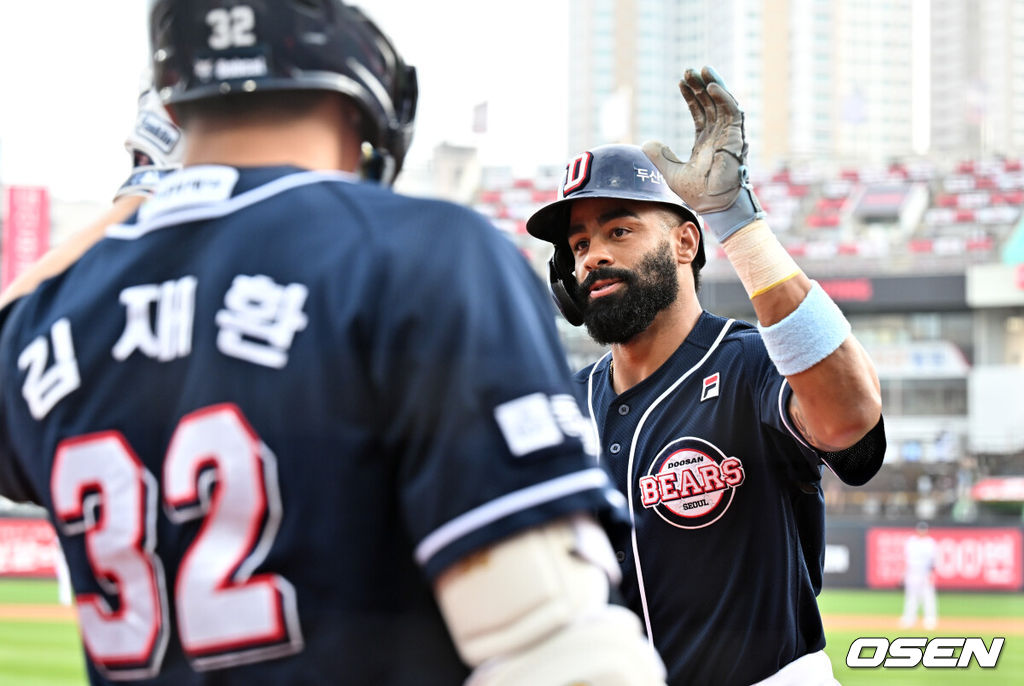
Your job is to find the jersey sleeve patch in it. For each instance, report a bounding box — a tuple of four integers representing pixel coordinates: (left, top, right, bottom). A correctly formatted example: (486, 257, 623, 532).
(494, 393, 565, 457)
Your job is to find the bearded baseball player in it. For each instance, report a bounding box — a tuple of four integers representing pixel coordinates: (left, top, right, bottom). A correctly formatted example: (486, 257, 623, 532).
(0, 2, 668, 684)
(527, 67, 886, 685)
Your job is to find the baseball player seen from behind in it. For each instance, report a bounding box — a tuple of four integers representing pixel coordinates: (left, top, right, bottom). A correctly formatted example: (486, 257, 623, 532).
(0, 2, 667, 685)
(527, 66, 886, 686)
(0, 78, 185, 611)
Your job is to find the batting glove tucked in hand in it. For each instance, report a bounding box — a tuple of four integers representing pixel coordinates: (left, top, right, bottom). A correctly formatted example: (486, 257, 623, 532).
(642, 66, 764, 243)
(114, 84, 184, 201)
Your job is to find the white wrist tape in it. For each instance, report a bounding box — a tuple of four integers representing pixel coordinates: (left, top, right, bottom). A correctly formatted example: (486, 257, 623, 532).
(757, 281, 851, 376)
(721, 219, 801, 298)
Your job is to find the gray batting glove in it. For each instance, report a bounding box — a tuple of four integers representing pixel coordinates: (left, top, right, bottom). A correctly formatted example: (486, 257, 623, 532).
(642, 66, 764, 243)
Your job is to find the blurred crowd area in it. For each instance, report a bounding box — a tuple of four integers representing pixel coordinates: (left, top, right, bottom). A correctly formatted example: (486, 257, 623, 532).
(469, 154, 1023, 278)
(822, 450, 1021, 523)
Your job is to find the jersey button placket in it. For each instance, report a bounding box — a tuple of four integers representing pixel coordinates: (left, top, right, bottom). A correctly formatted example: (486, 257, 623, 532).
(601, 396, 636, 487)
(618, 404, 630, 415)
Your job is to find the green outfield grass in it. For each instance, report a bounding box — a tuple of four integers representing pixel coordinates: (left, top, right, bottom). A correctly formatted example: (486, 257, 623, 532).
(0, 580, 85, 686)
(0, 580, 1019, 684)
(0, 621, 86, 686)
(819, 587, 1024, 617)
(820, 588, 1024, 685)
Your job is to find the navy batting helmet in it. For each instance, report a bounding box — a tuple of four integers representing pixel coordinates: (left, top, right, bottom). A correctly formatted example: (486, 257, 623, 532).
(526, 144, 704, 325)
(149, 0, 418, 184)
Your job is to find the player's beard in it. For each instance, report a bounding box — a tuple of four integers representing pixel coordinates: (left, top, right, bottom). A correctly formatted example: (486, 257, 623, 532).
(578, 240, 679, 345)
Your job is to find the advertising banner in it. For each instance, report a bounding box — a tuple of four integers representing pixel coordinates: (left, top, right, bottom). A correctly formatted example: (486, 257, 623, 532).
(0, 517, 60, 577)
(703, 274, 967, 316)
(2, 186, 50, 291)
(866, 526, 1023, 590)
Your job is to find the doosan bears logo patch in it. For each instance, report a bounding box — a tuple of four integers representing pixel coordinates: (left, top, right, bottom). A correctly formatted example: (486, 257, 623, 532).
(638, 437, 745, 529)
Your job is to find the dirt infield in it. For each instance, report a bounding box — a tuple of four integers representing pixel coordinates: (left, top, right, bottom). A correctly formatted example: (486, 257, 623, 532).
(823, 613, 1024, 634)
(0, 603, 76, 621)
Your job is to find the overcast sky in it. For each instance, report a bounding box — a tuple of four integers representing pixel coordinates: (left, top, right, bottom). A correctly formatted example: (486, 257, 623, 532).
(0, 1, 569, 203)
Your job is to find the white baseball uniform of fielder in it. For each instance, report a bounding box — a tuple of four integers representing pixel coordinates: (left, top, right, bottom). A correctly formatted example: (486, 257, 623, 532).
(901, 531, 939, 628)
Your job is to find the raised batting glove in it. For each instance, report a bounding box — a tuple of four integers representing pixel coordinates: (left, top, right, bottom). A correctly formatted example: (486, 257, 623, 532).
(642, 66, 764, 243)
(114, 85, 184, 200)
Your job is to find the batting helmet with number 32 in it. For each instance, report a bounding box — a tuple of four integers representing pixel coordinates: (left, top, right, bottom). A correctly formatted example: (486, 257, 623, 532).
(148, 0, 418, 185)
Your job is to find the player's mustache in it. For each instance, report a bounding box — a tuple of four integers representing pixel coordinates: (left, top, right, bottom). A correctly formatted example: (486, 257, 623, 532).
(579, 267, 636, 297)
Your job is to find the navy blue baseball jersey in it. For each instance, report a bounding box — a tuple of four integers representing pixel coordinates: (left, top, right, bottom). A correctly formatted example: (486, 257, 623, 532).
(577, 311, 884, 686)
(0, 165, 624, 685)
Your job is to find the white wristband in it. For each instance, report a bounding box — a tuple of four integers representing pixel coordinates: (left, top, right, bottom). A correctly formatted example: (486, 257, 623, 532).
(757, 281, 851, 376)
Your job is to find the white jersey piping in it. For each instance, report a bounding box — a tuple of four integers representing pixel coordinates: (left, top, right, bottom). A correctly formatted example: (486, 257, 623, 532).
(106, 169, 359, 240)
(588, 319, 735, 644)
(776, 378, 839, 478)
(414, 467, 612, 567)
(586, 351, 613, 465)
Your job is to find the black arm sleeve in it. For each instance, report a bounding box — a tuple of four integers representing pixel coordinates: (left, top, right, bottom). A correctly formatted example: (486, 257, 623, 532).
(821, 415, 886, 486)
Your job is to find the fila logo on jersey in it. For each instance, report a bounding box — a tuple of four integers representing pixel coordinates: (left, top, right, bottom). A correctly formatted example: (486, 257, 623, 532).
(639, 437, 745, 529)
(701, 373, 720, 402)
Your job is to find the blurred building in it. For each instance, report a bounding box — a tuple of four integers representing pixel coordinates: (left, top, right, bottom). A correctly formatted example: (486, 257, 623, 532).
(929, 0, 1024, 157)
(568, 0, 1024, 169)
(569, 0, 919, 168)
(394, 142, 483, 204)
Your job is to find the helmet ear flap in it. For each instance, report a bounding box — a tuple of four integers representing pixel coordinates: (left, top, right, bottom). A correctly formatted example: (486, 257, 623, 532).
(360, 142, 395, 184)
(547, 247, 584, 327)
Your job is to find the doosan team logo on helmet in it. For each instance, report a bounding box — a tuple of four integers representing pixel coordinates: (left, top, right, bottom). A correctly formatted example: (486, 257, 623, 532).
(526, 144, 701, 246)
(638, 437, 745, 529)
(559, 147, 673, 200)
(525, 144, 707, 327)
